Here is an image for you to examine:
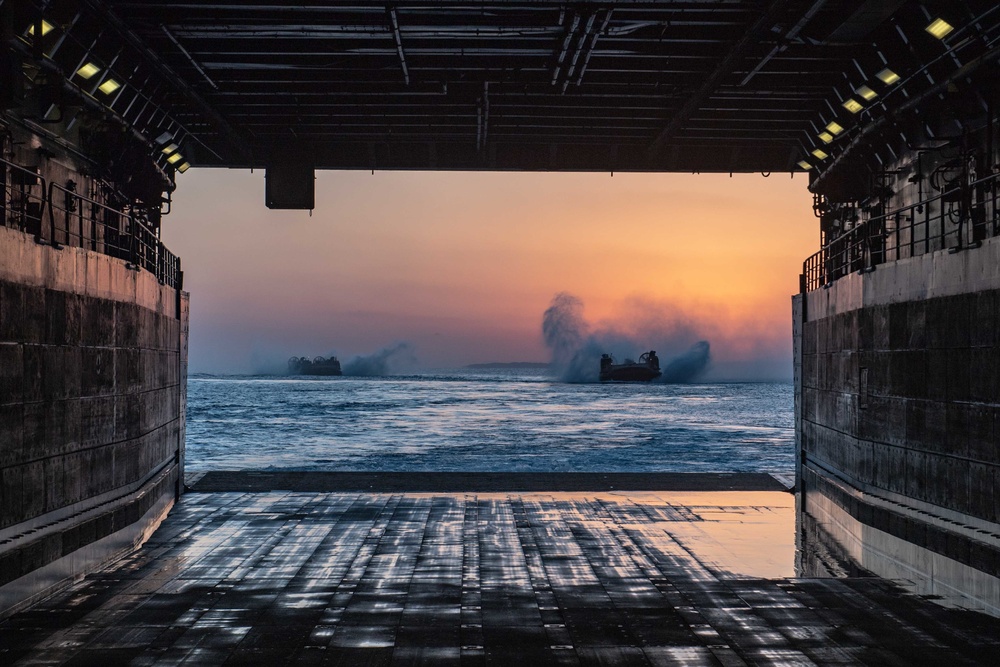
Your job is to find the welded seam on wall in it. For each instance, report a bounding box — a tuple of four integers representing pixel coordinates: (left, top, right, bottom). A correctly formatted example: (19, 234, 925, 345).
(0, 413, 182, 471)
(802, 461, 1000, 575)
(803, 442, 1000, 538)
(801, 390, 998, 470)
(0, 474, 177, 619)
(803, 488, 1000, 617)
(0, 454, 177, 549)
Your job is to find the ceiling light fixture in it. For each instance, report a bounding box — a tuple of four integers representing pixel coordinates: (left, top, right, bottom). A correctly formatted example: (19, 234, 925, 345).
(818, 132, 834, 144)
(811, 149, 829, 160)
(98, 78, 121, 95)
(842, 98, 864, 114)
(876, 68, 900, 85)
(27, 20, 55, 36)
(76, 63, 101, 79)
(925, 18, 954, 39)
(855, 85, 878, 101)
(826, 121, 844, 135)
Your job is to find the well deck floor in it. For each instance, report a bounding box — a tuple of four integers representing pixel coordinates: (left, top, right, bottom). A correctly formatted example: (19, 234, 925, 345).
(2, 474, 999, 666)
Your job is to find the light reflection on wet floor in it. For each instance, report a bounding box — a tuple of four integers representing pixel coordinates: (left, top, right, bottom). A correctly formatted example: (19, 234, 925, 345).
(2, 489, 999, 666)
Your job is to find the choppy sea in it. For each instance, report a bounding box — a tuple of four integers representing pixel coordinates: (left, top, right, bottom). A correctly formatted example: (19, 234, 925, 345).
(185, 370, 794, 473)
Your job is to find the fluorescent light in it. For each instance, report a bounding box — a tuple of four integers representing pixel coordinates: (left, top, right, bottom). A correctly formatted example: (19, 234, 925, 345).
(161, 143, 179, 155)
(177, 162, 191, 173)
(76, 63, 101, 79)
(27, 20, 55, 36)
(926, 18, 954, 39)
(842, 98, 864, 114)
(826, 121, 844, 135)
(166, 152, 183, 164)
(818, 132, 834, 144)
(98, 78, 121, 95)
(811, 149, 829, 160)
(877, 68, 900, 85)
(155, 131, 174, 145)
(855, 85, 878, 101)
(797, 161, 813, 170)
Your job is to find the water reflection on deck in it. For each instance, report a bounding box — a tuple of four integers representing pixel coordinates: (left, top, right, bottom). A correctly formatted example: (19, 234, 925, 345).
(1, 475, 998, 665)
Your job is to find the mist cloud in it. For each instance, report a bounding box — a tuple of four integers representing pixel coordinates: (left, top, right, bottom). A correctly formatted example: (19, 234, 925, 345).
(343, 342, 415, 376)
(541, 292, 711, 383)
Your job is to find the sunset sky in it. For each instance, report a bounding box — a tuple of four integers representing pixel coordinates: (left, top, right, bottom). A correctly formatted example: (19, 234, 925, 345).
(164, 169, 816, 379)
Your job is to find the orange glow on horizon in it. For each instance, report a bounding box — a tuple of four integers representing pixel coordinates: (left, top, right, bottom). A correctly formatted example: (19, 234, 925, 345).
(164, 170, 816, 377)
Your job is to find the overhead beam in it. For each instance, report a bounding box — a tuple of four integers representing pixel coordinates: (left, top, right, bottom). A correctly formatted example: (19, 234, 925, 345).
(388, 7, 410, 86)
(648, 0, 797, 157)
(739, 0, 827, 86)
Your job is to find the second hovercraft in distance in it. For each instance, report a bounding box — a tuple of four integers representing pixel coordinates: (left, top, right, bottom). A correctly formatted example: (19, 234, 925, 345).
(599, 351, 661, 382)
(288, 355, 342, 376)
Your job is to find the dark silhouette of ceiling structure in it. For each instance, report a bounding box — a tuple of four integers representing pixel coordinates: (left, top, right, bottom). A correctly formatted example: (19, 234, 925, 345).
(7, 1, 999, 180)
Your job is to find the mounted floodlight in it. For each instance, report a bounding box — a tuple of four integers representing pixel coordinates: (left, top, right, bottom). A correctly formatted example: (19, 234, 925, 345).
(166, 152, 183, 164)
(811, 149, 829, 160)
(98, 78, 121, 95)
(855, 85, 877, 101)
(177, 162, 191, 173)
(155, 131, 174, 145)
(877, 68, 900, 85)
(925, 18, 954, 39)
(797, 161, 813, 170)
(818, 132, 834, 144)
(27, 20, 55, 36)
(161, 143, 179, 155)
(842, 98, 864, 114)
(826, 121, 844, 135)
(76, 62, 101, 79)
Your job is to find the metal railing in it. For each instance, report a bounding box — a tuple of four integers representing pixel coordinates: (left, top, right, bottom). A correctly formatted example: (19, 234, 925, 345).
(0, 159, 47, 238)
(801, 170, 1000, 292)
(1, 158, 182, 290)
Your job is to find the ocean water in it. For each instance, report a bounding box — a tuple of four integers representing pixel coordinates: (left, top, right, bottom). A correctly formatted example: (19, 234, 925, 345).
(185, 370, 794, 473)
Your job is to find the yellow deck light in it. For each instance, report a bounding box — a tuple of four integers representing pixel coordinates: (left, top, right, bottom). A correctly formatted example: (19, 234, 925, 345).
(818, 132, 834, 144)
(27, 21, 54, 36)
(877, 68, 900, 85)
(166, 152, 183, 164)
(811, 149, 829, 160)
(76, 63, 101, 79)
(926, 18, 954, 39)
(161, 143, 179, 155)
(98, 78, 121, 95)
(855, 85, 877, 101)
(826, 121, 844, 135)
(842, 98, 864, 114)
(797, 161, 813, 170)
(177, 162, 191, 173)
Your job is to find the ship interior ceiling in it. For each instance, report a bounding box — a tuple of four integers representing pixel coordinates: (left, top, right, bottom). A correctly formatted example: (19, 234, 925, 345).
(2, 0, 995, 186)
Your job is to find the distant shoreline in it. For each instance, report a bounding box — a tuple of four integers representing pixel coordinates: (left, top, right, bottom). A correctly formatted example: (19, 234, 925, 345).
(464, 362, 550, 369)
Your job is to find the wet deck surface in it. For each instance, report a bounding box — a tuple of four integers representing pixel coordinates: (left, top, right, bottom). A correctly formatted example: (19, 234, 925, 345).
(3, 476, 1000, 665)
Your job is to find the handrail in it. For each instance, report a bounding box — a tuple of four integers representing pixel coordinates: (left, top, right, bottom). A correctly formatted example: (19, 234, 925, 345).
(1, 158, 181, 290)
(0, 157, 48, 241)
(801, 170, 1000, 292)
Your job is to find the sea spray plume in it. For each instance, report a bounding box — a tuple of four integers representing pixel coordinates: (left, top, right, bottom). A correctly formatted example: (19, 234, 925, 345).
(542, 293, 589, 370)
(343, 342, 415, 376)
(561, 339, 605, 383)
(660, 341, 711, 383)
